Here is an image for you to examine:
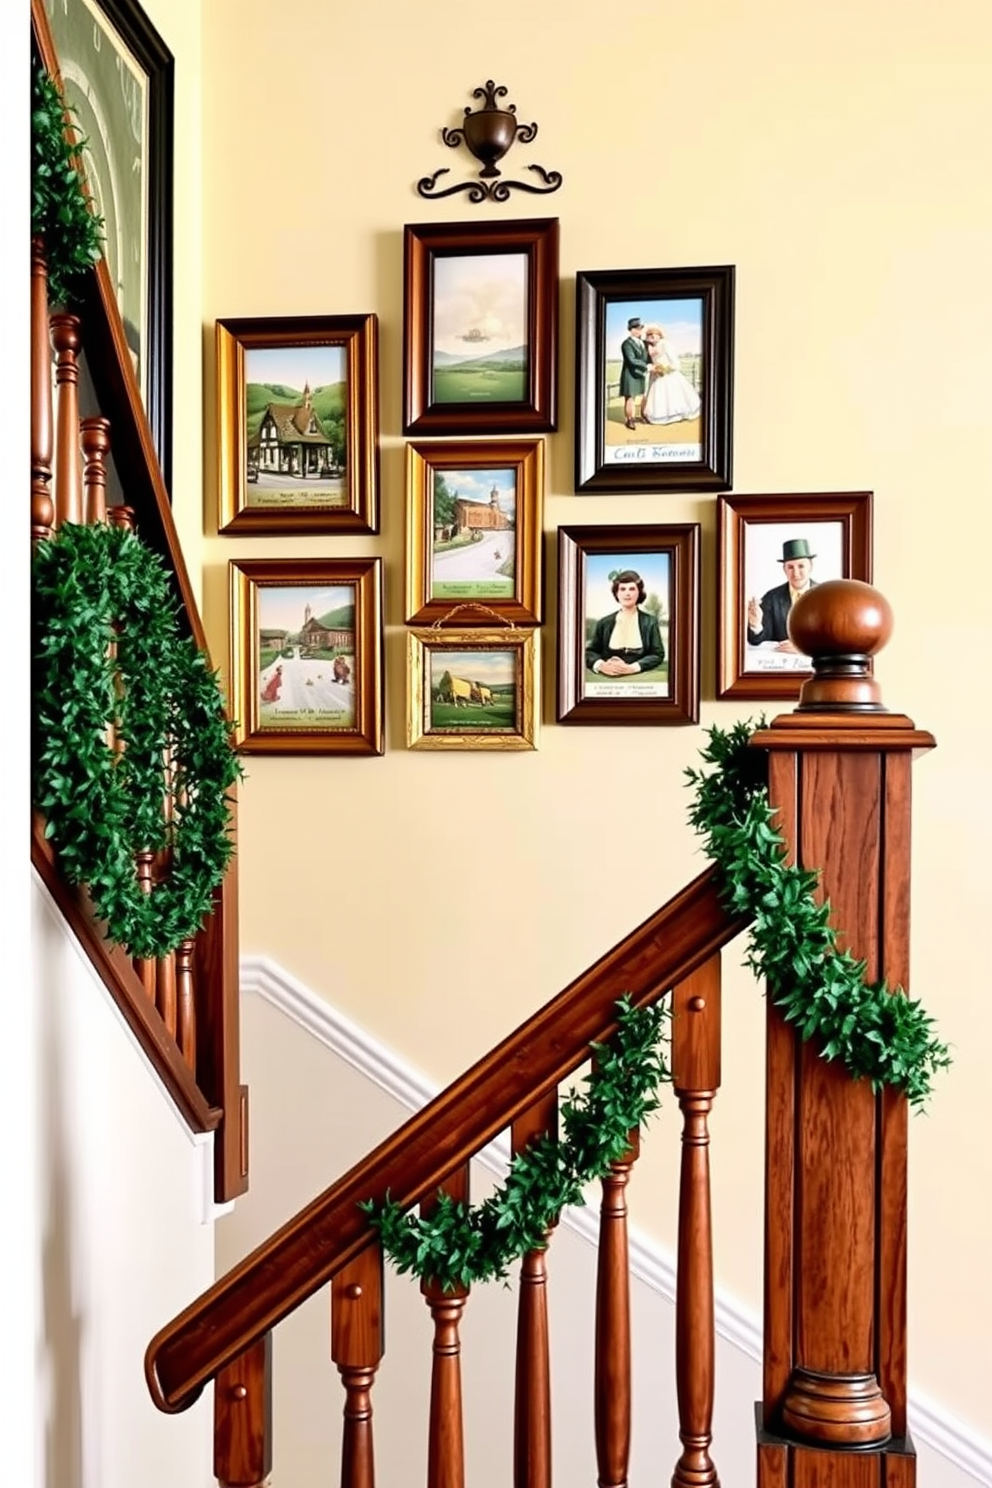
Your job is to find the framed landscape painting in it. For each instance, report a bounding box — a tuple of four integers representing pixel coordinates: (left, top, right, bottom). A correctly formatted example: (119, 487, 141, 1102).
(403, 218, 559, 436)
(229, 557, 383, 755)
(716, 491, 873, 700)
(216, 315, 379, 534)
(405, 439, 544, 625)
(407, 627, 538, 751)
(574, 265, 734, 494)
(557, 524, 700, 725)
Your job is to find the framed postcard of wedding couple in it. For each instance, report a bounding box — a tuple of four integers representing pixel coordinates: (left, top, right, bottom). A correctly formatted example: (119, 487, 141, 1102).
(407, 627, 539, 751)
(403, 218, 559, 436)
(574, 265, 734, 494)
(229, 557, 383, 755)
(216, 315, 379, 535)
(405, 439, 544, 625)
(557, 524, 700, 725)
(716, 491, 873, 701)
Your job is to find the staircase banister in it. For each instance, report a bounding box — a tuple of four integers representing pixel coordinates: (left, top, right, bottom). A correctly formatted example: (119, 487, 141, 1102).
(146, 863, 749, 1414)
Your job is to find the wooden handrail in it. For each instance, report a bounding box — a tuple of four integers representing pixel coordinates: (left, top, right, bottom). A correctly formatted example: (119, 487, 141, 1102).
(146, 864, 750, 1414)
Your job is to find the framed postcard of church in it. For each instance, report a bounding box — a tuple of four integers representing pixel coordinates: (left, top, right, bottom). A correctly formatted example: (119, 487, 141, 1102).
(716, 491, 873, 701)
(574, 265, 734, 494)
(403, 218, 559, 436)
(216, 315, 379, 535)
(405, 439, 544, 625)
(407, 626, 539, 751)
(557, 524, 700, 725)
(229, 557, 383, 755)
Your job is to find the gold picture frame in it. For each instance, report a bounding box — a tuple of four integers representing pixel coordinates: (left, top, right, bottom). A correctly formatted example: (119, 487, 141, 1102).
(407, 627, 539, 751)
(406, 439, 544, 625)
(217, 315, 379, 535)
(230, 558, 383, 755)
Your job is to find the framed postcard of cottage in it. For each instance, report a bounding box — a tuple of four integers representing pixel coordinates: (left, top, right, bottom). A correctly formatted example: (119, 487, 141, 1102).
(405, 439, 544, 625)
(557, 524, 700, 725)
(407, 627, 538, 751)
(574, 266, 734, 494)
(229, 557, 383, 755)
(403, 218, 559, 436)
(717, 492, 873, 701)
(216, 315, 379, 535)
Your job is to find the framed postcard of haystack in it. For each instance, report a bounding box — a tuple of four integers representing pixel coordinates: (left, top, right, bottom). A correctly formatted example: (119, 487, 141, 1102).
(557, 524, 700, 725)
(217, 315, 379, 534)
(403, 218, 559, 436)
(407, 627, 538, 751)
(716, 491, 873, 701)
(574, 265, 734, 494)
(230, 557, 383, 755)
(405, 439, 544, 625)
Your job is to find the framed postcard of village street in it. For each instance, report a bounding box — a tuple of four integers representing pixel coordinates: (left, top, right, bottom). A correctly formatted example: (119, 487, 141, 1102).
(229, 558, 383, 755)
(574, 266, 734, 494)
(403, 219, 558, 436)
(405, 438, 544, 625)
(217, 315, 379, 534)
(407, 627, 539, 751)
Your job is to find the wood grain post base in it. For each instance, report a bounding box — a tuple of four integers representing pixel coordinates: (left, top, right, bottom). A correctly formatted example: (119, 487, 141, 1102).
(756, 1406, 916, 1488)
(780, 1367, 892, 1447)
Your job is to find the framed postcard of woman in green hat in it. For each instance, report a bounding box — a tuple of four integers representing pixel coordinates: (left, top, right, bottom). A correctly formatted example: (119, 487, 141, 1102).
(716, 492, 873, 701)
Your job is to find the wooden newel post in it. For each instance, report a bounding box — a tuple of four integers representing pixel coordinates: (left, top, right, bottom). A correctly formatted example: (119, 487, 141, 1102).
(751, 581, 934, 1487)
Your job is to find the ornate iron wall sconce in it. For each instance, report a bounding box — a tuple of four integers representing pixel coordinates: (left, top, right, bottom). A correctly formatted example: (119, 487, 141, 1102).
(417, 81, 563, 203)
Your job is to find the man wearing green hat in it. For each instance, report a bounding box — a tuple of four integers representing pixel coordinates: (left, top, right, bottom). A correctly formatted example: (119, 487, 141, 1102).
(746, 537, 817, 650)
(618, 316, 650, 431)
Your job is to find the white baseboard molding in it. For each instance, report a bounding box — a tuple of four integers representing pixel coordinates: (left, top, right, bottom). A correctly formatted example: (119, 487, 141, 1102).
(241, 954, 992, 1485)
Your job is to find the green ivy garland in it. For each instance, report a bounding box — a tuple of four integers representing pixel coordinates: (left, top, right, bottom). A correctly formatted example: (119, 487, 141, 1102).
(366, 721, 949, 1292)
(33, 522, 242, 960)
(685, 719, 950, 1108)
(363, 997, 671, 1292)
(31, 67, 104, 308)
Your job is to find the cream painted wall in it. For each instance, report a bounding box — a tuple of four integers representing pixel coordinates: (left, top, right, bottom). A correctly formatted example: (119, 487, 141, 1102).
(194, 0, 992, 1444)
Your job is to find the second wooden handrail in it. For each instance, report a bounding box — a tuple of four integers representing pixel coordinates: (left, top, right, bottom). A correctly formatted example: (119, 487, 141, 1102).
(146, 864, 749, 1415)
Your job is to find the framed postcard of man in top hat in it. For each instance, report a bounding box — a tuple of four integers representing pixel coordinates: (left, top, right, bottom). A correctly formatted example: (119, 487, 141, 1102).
(716, 492, 873, 700)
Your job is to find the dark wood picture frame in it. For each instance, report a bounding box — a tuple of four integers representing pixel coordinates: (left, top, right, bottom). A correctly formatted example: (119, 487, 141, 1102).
(574, 265, 734, 495)
(557, 524, 700, 725)
(405, 438, 544, 626)
(34, 0, 174, 489)
(717, 491, 874, 701)
(216, 315, 379, 535)
(403, 217, 559, 436)
(229, 557, 384, 756)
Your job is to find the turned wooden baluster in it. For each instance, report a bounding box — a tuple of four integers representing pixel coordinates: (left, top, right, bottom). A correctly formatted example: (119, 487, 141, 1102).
(50, 311, 84, 527)
(214, 1333, 272, 1488)
(175, 939, 196, 1072)
(594, 1115, 640, 1488)
(133, 852, 158, 998)
(332, 1243, 385, 1488)
(421, 1166, 471, 1488)
(108, 503, 136, 532)
(511, 1091, 558, 1488)
(80, 415, 111, 523)
(671, 958, 722, 1488)
(31, 237, 55, 542)
(155, 748, 178, 1035)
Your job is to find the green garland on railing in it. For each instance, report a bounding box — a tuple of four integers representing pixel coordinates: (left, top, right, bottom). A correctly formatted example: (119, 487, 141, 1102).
(32, 67, 104, 308)
(685, 719, 950, 1108)
(362, 997, 671, 1292)
(33, 522, 242, 959)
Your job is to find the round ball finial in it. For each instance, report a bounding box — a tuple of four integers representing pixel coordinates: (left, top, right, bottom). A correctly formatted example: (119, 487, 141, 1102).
(788, 579, 893, 713)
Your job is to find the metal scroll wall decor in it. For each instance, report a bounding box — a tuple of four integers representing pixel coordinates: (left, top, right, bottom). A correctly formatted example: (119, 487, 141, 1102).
(417, 80, 563, 203)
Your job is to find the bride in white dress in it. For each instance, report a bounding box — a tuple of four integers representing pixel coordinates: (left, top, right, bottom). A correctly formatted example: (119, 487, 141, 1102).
(641, 324, 701, 426)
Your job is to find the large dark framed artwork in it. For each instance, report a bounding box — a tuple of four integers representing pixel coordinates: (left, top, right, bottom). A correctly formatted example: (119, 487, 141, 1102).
(36, 0, 174, 487)
(403, 217, 559, 436)
(229, 557, 384, 756)
(716, 491, 873, 701)
(574, 265, 734, 495)
(216, 315, 379, 535)
(557, 524, 700, 725)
